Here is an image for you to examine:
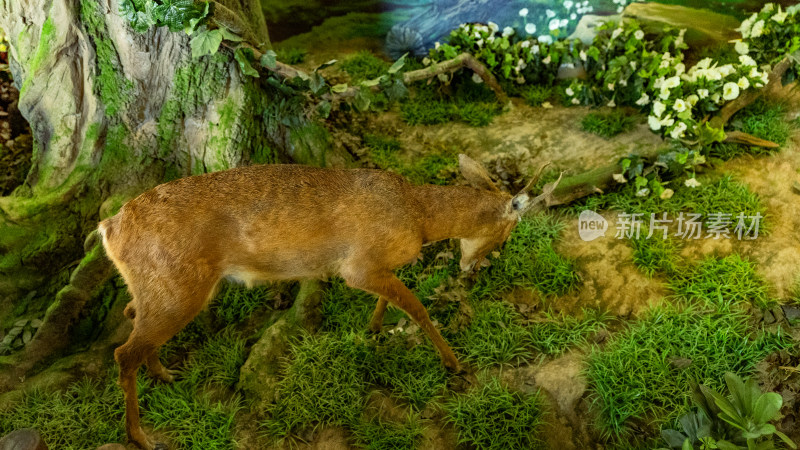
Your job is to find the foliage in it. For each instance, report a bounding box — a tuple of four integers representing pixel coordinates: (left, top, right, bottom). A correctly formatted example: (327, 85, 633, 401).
(739, 3, 800, 84)
(630, 232, 683, 277)
(210, 282, 274, 324)
(659, 372, 797, 450)
(471, 215, 580, 299)
(351, 415, 425, 450)
(586, 304, 789, 442)
(183, 326, 247, 388)
(454, 300, 530, 367)
(669, 255, 773, 311)
(519, 85, 553, 106)
(275, 47, 307, 65)
(400, 75, 501, 127)
(528, 309, 610, 356)
(580, 109, 637, 138)
(444, 376, 545, 450)
(0, 317, 42, 354)
(363, 134, 460, 185)
(120, 0, 209, 33)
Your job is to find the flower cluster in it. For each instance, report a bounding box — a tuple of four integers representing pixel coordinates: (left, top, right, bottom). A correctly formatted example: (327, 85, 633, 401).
(517, 1, 595, 40)
(738, 3, 800, 83)
(427, 23, 570, 86)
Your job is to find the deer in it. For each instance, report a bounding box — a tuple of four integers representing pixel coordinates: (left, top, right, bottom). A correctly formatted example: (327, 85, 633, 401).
(98, 154, 561, 449)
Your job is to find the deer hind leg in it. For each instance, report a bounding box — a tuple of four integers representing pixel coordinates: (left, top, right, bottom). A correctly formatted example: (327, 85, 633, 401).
(346, 271, 461, 372)
(368, 298, 389, 333)
(115, 275, 218, 450)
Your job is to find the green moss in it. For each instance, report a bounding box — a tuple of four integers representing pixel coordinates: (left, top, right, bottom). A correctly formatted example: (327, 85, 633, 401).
(586, 304, 789, 443)
(444, 376, 545, 450)
(275, 12, 404, 50)
(580, 109, 637, 139)
(20, 17, 55, 96)
(401, 76, 502, 127)
(363, 135, 459, 185)
(275, 47, 307, 65)
(341, 51, 389, 82)
(79, 0, 132, 117)
(669, 254, 772, 311)
(289, 122, 331, 167)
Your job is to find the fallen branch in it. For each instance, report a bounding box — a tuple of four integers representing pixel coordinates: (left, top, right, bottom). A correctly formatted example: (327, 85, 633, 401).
(723, 131, 780, 148)
(402, 53, 508, 103)
(714, 57, 792, 126)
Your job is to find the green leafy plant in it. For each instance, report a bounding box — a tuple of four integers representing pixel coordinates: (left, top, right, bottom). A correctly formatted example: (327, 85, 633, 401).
(659, 372, 797, 450)
(528, 309, 610, 356)
(341, 50, 390, 82)
(0, 317, 42, 354)
(519, 85, 553, 106)
(581, 109, 637, 138)
(669, 254, 772, 311)
(454, 300, 530, 367)
(276, 47, 307, 65)
(739, 3, 800, 84)
(120, 0, 209, 33)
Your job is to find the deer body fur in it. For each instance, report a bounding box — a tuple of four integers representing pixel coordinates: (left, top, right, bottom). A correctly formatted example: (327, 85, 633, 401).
(99, 156, 557, 449)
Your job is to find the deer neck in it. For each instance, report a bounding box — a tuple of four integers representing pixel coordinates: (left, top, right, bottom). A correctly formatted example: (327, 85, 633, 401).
(412, 185, 508, 243)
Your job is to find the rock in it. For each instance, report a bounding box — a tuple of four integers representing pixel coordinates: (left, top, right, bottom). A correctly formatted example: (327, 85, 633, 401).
(568, 14, 621, 45)
(95, 444, 127, 450)
(0, 428, 48, 450)
(533, 353, 587, 417)
(782, 305, 800, 321)
(623, 3, 740, 45)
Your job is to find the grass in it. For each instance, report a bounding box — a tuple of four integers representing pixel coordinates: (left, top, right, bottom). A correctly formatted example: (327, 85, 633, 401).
(341, 50, 389, 82)
(580, 109, 637, 139)
(211, 281, 274, 324)
(401, 76, 502, 127)
(573, 175, 767, 233)
(275, 47, 307, 65)
(351, 415, 425, 450)
(630, 232, 684, 277)
(471, 215, 580, 299)
(444, 376, 545, 450)
(454, 300, 531, 367)
(528, 309, 610, 356)
(519, 85, 554, 106)
(790, 277, 800, 305)
(669, 254, 773, 311)
(586, 303, 789, 443)
(362, 133, 460, 185)
(709, 99, 793, 159)
(183, 326, 247, 388)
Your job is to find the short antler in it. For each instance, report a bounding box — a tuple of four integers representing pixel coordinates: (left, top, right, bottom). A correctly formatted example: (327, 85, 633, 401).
(516, 162, 551, 197)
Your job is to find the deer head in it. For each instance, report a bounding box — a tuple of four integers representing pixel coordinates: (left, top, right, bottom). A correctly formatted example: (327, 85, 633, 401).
(456, 155, 562, 272)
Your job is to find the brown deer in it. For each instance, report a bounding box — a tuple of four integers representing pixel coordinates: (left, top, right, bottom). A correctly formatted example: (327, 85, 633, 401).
(99, 154, 560, 450)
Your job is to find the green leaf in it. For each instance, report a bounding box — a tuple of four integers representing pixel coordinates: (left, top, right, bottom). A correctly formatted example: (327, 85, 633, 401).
(30, 319, 43, 328)
(384, 79, 408, 102)
(22, 330, 31, 344)
(308, 72, 326, 95)
(353, 88, 371, 112)
(154, 0, 202, 32)
(331, 83, 349, 93)
(260, 50, 277, 69)
(681, 438, 693, 450)
(235, 48, 260, 78)
(621, 158, 631, 171)
(316, 100, 331, 119)
(189, 28, 222, 59)
(715, 440, 741, 450)
(13, 319, 27, 327)
(752, 392, 782, 423)
(742, 423, 775, 439)
(315, 59, 338, 71)
(360, 77, 381, 88)
(387, 53, 407, 74)
(774, 430, 798, 449)
(709, 389, 745, 427)
(661, 429, 689, 448)
(184, 0, 209, 34)
(218, 26, 243, 42)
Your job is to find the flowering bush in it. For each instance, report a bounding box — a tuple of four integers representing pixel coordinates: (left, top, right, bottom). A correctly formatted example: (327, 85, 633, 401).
(737, 3, 800, 84)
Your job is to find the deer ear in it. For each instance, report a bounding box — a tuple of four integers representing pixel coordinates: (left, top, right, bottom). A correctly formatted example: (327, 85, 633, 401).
(459, 154, 498, 191)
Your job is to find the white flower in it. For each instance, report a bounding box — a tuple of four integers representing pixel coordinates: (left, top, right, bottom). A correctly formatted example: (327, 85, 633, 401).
(660, 59, 671, 69)
(476, 39, 484, 47)
(571, 98, 581, 105)
(503, 26, 515, 37)
(532, 44, 540, 54)
(711, 93, 721, 103)
(516, 76, 525, 84)
(611, 28, 624, 40)
(519, 8, 529, 17)
(636, 188, 650, 197)
(617, 5, 623, 13)
(664, 76, 680, 89)
(546, 9, 555, 18)
(653, 101, 666, 117)
(635, 93, 650, 106)
(704, 68, 723, 81)
(684, 178, 701, 188)
(673, 98, 688, 112)
(422, 57, 431, 66)
(619, 78, 628, 87)
(660, 115, 675, 127)
(549, 18, 561, 31)
(718, 64, 735, 78)
(571, 13, 577, 20)
(738, 16, 754, 38)
(435, 41, 441, 49)
(674, 63, 685, 76)
(695, 58, 712, 70)
(760, 71, 769, 85)
(580, 50, 587, 61)
(660, 188, 674, 199)
(564, 1, 574, 9)
(723, 82, 740, 100)
(659, 88, 671, 100)
(472, 73, 483, 83)
(738, 76, 750, 90)
(566, 87, 575, 96)
(525, 23, 537, 35)
(773, 10, 788, 24)
(762, 3, 774, 13)
(560, 19, 568, 27)
(687, 94, 699, 105)
(698, 89, 709, 99)
(538, 35, 553, 44)
(521, 40, 531, 48)
(517, 58, 527, 70)
(654, 77, 665, 89)
(607, 83, 615, 91)
(735, 40, 749, 55)
(607, 99, 616, 107)
(543, 54, 551, 64)
(675, 29, 686, 48)
(613, 173, 628, 183)
(739, 54, 757, 67)
(542, 102, 553, 108)
(488, 22, 499, 33)
(748, 67, 760, 78)
(670, 121, 688, 139)
(750, 20, 765, 38)
(635, 30, 644, 40)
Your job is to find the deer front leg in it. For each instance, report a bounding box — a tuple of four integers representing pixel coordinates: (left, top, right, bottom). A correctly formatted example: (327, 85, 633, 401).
(368, 298, 389, 333)
(346, 271, 461, 372)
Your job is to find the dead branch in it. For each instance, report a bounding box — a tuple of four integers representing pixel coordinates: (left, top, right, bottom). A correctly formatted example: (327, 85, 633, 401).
(402, 53, 508, 103)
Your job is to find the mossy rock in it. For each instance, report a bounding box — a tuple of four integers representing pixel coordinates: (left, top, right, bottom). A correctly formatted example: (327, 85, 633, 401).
(623, 3, 741, 45)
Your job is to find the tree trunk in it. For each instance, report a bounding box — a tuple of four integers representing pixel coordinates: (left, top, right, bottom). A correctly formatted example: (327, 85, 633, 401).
(0, 0, 337, 386)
